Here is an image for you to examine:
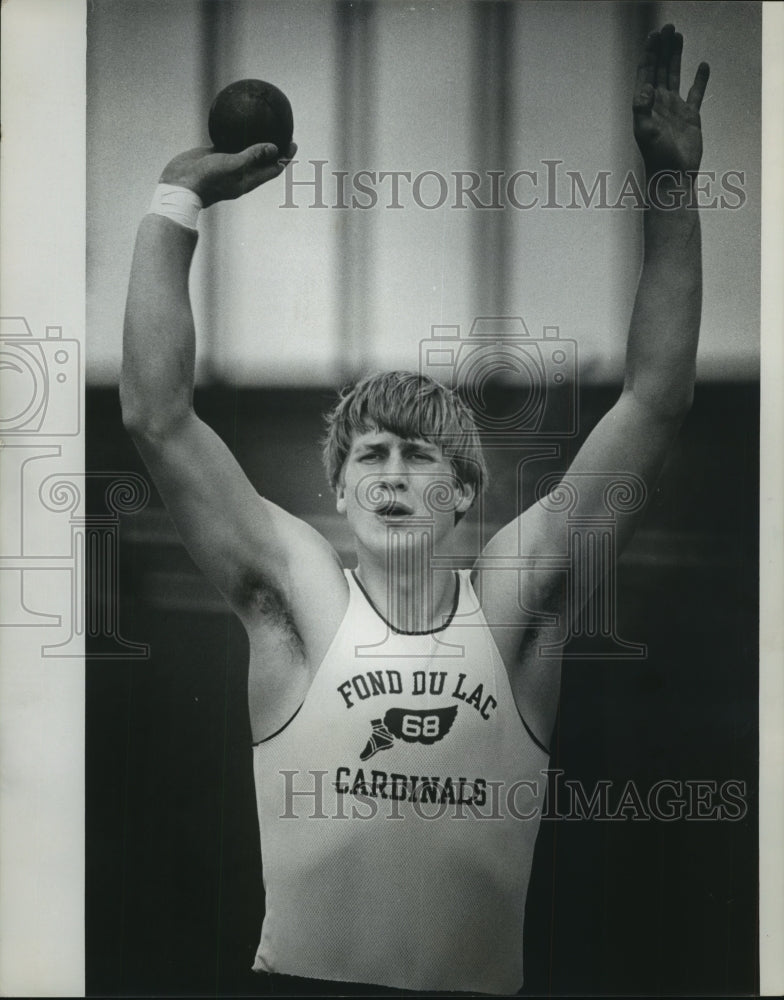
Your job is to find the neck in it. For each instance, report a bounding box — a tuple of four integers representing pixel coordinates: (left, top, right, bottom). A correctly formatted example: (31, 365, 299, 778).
(354, 543, 456, 633)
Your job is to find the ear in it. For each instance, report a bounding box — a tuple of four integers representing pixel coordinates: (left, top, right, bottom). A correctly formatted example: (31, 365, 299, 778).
(336, 484, 347, 515)
(455, 481, 475, 514)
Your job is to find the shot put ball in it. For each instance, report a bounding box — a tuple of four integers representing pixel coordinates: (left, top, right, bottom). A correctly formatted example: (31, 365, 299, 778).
(208, 79, 294, 155)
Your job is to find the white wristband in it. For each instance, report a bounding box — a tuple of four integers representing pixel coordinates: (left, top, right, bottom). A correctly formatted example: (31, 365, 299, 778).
(148, 184, 203, 230)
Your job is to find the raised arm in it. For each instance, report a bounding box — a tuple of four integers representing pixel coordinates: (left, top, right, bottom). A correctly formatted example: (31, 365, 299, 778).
(620, 23, 709, 418)
(546, 25, 709, 525)
(121, 144, 288, 433)
(121, 143, 345, 633)
(477, 25, 710, 736)
(533, 26, 711, 499)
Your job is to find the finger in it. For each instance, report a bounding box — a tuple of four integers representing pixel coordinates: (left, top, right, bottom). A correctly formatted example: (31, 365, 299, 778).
(686, 61, 710, 111)
(635, 30, 658, 92)
(278, 141, 298, 164)
(656, 24, 675, 88)
(226, 143, 279, 176)
(239, 160, 287, 195)
(668, 31, 683, 93)
(232, 144, 288, 194)
(632, 83, 655, 117)
(244, 142, 280, 163)
(202, 143, 278, 173)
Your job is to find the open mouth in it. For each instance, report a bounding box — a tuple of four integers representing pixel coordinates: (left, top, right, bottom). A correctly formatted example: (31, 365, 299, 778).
(375, 501, 414, 517)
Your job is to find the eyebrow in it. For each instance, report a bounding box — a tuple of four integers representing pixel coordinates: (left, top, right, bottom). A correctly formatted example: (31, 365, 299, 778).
(402, 440, 438, 454)
(353, 439, 439, 455)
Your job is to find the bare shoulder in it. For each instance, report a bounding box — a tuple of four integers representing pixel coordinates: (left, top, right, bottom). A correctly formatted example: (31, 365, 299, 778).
(471, 506, 562, 661)
(471, 511, 564, 752)
(243, 503, 349, 742)
(240, 499, 349, 669)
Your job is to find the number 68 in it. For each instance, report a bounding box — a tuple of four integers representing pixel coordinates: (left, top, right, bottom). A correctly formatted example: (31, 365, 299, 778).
(402, 714, 439, 738)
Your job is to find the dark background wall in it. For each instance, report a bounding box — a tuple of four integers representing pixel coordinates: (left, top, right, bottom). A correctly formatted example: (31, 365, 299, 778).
(86, 379, 758, 997)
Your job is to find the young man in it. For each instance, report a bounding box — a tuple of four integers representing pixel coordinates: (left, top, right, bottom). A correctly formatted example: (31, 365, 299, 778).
(121, 24, 709, 996)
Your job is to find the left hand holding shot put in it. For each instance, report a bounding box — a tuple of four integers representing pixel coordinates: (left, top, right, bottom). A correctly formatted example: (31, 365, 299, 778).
(161, 77, 296, 207)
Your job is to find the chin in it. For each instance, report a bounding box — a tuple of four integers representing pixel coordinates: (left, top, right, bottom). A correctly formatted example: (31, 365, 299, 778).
(369, 516, 457, 552)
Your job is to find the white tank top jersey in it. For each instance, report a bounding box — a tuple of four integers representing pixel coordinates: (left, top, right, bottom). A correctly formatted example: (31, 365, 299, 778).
(251, 568, 550, 995)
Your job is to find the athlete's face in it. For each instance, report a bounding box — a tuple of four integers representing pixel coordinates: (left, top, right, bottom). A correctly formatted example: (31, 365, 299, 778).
(336, 427, 474, 556)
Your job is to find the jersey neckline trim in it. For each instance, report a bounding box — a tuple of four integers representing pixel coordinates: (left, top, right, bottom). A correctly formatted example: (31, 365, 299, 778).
(350, 568, 460, 636)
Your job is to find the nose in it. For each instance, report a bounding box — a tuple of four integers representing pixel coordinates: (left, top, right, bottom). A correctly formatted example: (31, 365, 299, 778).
(377, 470, 407, 494)
(377, 452, 408, 488)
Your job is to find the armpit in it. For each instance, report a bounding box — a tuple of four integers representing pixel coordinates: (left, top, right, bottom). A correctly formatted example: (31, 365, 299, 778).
(242, 574, 305, 650)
